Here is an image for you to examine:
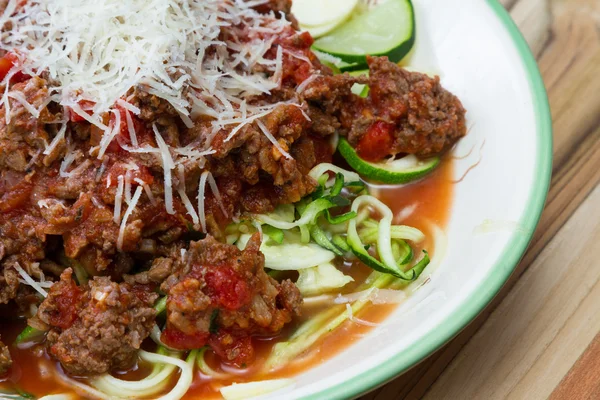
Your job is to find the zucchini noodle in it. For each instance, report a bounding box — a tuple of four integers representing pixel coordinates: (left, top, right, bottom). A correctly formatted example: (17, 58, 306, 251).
(359, 224, 425, 244)
(350, 196, 396, 271)
(220, 378, 295, 400)
(407, 223, 447, 292)
(347, 195, 428, 280)
(55, 349, 194, 400)
(264, 272, 394, 372)
(55, 372, 111, 400)
(239, 163, 436, 373)
(90, 350, 194, 399)
(256, 198, 336, 230)
(196, 347, 229, 380)
(308, 163, 360, 183)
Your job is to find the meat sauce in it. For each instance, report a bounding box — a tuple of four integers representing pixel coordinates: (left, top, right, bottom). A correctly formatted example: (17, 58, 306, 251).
(0, 157, 454, 399)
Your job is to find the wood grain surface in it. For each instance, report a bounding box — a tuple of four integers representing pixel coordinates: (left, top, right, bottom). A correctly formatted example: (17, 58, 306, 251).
(360, 0, 600, 399)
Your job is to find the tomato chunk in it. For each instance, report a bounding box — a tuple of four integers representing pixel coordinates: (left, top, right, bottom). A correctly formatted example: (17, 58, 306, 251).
(0, 56, 13, 82)
(47, 279, 83, 330)
(69, 100, 96, 123)
(204, 265, 251, 311)
(355, 121, 395, 162)
(161, 328, 210, 350)
(209, 330, 254, 368)
(0, 180, 32, 212)
(0, 53, 29, 83)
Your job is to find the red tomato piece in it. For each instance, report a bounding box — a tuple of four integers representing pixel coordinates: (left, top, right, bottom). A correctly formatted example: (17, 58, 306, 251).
(0, 53, 30, 83)
(0, 180, 32, 212)
(355, 121, 395, 162)
(0, 56, 13, 82)
(68, 100, 96, 123)
(205, 265, 251, 311)
(161, 328, 210, 350)
(48, 279, 83, 330)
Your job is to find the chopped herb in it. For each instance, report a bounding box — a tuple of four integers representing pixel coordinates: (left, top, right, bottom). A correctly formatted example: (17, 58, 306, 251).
(74, 206, 84, 221)
(209, 309, 219, 334)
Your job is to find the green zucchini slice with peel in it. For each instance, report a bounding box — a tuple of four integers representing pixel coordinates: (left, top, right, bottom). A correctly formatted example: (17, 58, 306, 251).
(338, 138, 440, 184)
(313, 0, 415, 66)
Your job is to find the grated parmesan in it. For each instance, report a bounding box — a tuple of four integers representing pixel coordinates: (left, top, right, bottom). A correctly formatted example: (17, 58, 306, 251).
(14, 263, 48, 297)
(113, 175, 125, 223)
(153, 124, 175, 214)
(0, 0, 306, 152)
(0, 0, 322, 251)
(197, 170, 227, 233)
(117, 185, 143, 251)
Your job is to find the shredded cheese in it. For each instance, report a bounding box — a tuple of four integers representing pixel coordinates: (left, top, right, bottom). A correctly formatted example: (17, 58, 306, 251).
(176, 165, 199, 225)
(97, 109, 121, 159)
(59, 147, 77, 178)
(95, 158, 109, 182)
(134, 178, 156, 206)
(14, 263, 48, 297)
(153, 124, 175, 214)
(44, 118, 68, 156)
(113, 175, 125, 223)
(197, 170, 227, 233)
(8, 90, 40, 118)
(117, 185, 143, 251)
(256, 119, 292, 159)
(124, 108, 139, 148)
(0, 0, 306, 154)
(124, 170, 133, 205)
(0, 0, 323, 233)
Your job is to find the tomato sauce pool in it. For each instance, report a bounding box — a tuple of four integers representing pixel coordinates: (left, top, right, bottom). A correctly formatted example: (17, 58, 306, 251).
(0, 158, 454, 399)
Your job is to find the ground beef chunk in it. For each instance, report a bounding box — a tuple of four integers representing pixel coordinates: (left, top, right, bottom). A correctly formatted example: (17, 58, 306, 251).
(356, 56, 467, 158)
(123, 256, 177, 285)
(0, 336, 11, 375)
(130, 87, 179, 122)
(304, 56, 467, 160)
(0, 265, 19, 304)
(160, 234, 302, 366)
(304, 73, 365, 119)
(188, 103, 318, 214)
(0, 76, 52, 172)
(37, 269, 157, 375)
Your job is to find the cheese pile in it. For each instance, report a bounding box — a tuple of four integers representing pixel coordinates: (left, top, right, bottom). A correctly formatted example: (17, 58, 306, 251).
(0, 0, 310, 242)
(0, 0, 295, 151)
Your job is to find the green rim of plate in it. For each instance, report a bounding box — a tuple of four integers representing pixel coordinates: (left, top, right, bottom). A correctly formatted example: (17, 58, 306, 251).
(299, 1, 553, 399)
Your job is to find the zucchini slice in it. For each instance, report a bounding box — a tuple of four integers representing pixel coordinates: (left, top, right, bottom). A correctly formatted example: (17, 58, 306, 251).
(292, 0, 359, 28)
(338, 138, 439, 184)
(301, 19, 344, 39)
(313, 0, 415, 66)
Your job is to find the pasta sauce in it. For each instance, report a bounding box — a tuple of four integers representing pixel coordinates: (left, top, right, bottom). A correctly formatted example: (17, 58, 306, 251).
(0, 158, 454, 399)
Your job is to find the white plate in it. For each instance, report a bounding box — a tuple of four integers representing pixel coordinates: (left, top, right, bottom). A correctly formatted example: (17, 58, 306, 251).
(263, 0, 552, 398)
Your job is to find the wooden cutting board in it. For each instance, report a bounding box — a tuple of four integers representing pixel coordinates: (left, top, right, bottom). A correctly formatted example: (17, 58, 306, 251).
(361, 0, 600, 398)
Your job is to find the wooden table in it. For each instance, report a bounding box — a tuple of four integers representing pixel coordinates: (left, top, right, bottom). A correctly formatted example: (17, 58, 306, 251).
(361, 0, 600, 398)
